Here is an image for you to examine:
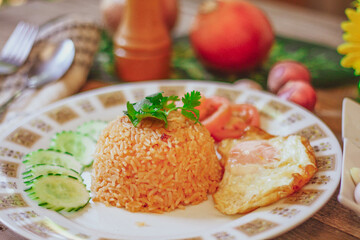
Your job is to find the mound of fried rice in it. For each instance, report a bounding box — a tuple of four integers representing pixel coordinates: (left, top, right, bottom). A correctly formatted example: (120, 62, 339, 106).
(91, 111, 223, 213)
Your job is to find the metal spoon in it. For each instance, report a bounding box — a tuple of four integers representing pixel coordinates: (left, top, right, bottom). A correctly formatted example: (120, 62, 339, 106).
(0, 39, 75, 115)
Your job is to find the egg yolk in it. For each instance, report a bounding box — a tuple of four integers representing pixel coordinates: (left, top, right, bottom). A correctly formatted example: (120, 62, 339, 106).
(227, 140, 278, 175)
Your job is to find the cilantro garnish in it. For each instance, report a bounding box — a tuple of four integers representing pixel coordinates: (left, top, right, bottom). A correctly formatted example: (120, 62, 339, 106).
(124, 91, 201, 127)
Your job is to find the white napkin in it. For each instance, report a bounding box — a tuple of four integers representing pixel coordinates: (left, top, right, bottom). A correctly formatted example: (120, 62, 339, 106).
(0, 14, 101, 131)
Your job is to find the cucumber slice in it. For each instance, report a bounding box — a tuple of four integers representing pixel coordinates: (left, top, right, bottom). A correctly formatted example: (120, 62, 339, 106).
(25, 174, 90, 212)
(77, 120, 108, 141)
(22, 164, 81, 181)
(50, 131, 96, 167)
(23, 149, 83, 173)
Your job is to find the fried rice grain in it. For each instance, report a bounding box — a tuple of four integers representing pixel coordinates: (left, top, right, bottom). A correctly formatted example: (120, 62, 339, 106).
(91, 111, 223, 213)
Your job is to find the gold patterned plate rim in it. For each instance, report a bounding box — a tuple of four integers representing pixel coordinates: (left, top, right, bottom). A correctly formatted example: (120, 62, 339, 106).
(0, 80, 342, 240)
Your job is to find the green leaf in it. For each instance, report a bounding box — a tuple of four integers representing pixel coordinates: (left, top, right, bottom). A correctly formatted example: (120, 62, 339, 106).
(134, 98, 151, 112)
(123, 91, 201, 127)
(164, 95, 180, 110)
(146, 92, 163, 106)
(124, 102, 137, 124)
(149, 111, 168, 127)
(181, 109, 199, 123)
(137, 111, 167, 124)
(182, 91, 201, 110)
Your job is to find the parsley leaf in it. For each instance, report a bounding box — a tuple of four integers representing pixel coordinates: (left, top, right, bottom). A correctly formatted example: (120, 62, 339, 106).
(181, 91, 201, 123)
(124, 91, 201, 127)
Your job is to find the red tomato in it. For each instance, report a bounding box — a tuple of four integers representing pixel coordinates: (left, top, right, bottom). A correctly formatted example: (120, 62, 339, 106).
(197, 96, 261, 141)
(277, 81, 317, 111)
(267, 60, 311, 93)
(211, 104, 260, 141)
(195, 96, 210, 121)
(190, 0, 274, 73)
(231, 104, 260, 127)
(199, 96, 232, 134)
(200, 97, 231, 133)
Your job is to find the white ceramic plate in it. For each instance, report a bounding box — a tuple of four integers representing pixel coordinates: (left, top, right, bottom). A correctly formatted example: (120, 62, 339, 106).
(338, 98, 360, 215)
(0, 81, 341, 240)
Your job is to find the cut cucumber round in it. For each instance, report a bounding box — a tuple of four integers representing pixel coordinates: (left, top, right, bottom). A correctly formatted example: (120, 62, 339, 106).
(77, 120, 108, 141)
(23, 149, 83, 173)
(23, 164, 81, 182)
(25, 174, 90, 212)
(50, 131, 96, 167)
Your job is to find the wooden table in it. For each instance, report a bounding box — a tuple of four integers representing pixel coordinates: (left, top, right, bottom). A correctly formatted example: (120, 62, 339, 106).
(1, 0, 360, 239)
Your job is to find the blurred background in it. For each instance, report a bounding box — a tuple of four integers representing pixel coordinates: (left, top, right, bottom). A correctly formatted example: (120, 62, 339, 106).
(268, 0, 353, 17)
(0, 0, 355, 18)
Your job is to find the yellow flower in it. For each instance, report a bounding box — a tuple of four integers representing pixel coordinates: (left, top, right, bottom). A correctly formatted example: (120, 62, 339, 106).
(338, 7, 360, 75)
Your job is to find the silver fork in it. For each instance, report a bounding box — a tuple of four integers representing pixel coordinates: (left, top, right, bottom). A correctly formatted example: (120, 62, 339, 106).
(0, 22, 39, 75)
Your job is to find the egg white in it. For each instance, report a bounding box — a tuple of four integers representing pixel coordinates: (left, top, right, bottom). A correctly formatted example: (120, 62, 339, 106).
(214, 134, 317, 215)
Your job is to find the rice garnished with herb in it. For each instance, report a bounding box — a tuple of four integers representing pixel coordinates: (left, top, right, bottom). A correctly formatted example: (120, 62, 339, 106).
(91, 111, 222, 213)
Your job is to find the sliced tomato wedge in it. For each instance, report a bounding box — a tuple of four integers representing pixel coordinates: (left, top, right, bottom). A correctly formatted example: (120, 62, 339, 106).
(195, 96, 210, 121)
(197, 96, 231, 134)
(231, 104, 260, 127)
(211, 104, 260, 141)
(197, 96, 260, 141)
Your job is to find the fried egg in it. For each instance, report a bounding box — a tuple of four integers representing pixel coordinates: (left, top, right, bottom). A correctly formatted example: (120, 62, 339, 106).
(213, 127, 317, 215)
